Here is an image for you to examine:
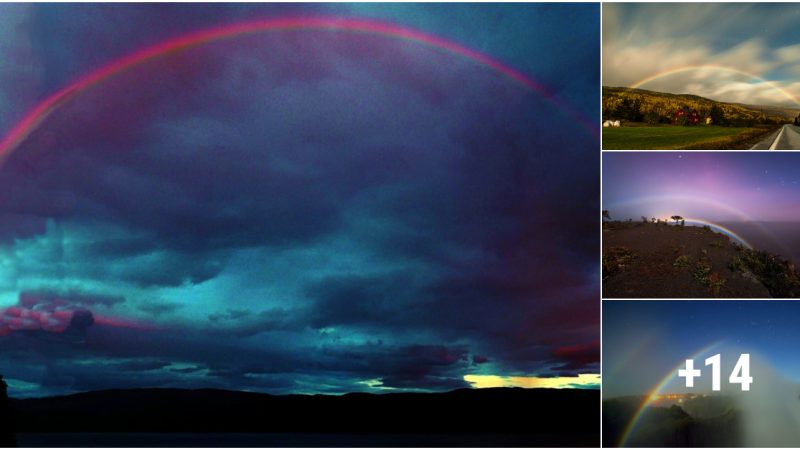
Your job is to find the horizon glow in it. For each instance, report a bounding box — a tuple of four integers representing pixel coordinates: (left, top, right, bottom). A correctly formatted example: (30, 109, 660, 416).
(603, 153, 800, 223)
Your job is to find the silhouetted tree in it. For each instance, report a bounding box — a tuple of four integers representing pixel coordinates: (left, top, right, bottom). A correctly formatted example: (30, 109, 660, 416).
(615, 97, 644, 122)
(671, 215, 684, 225)
(641, 216, 648, 224)
(709, 104, 726, 126)
(643, 110, 661, 125)
(0, 374, 16, 447)
(602, 210, 610, 220)
(680, 219, 685, 227)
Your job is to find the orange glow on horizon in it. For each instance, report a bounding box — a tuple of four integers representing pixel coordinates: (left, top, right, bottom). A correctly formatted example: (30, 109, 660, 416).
(463, 373, 600, 389)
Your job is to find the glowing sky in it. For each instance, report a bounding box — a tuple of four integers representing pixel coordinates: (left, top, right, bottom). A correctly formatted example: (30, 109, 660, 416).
(465, 373, 600, 389)
(603, 3, 800, 108)
(603, 152, 800, 223)
(606, 301, 800, 448)
(603, 301, 800, 397)
(0, 4, 599, 397)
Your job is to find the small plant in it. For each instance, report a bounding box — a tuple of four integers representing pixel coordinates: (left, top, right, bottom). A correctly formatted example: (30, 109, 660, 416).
(710, 239, 726, 249)
(702, 225, 711, 231)
(692, 260, 713, 284)
(707, 272, 727, 296)
(729, 247, 800, 297)
(729, 256, 747, 273)
(673, 255, 691, 268)
(603, 247, 635, 279)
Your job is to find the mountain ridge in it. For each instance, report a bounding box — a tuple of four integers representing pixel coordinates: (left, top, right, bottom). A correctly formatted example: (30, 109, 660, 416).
(6, 386, 600, 446)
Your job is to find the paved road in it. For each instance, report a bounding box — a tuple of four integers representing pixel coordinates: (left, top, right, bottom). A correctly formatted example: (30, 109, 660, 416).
(752, 124, 800, 150)
(750, 127, 782, 149)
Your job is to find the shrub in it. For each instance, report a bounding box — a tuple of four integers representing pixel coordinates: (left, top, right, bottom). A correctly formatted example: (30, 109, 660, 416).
(603, 247, 635, 280)
(674, 255, 691, 268)
(729, 248, 800, 297)
(707, 273, 727, 296)
(692, 261, 712, 284)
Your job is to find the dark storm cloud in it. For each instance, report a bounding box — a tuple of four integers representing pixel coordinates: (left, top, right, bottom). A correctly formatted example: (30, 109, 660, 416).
(0, 323, 475, 395)
(20, 290, 124, 308)
(551, 342, 600, 372)
(137, 302, 183, 318)
(472, 355, 489, 364)
(110, 359, 171, 372)
(0, 213, 47, 242)
(170, 366, 203, 374)
(301, 267, 598, 376)
(208, 308, 252, 323)
(0, 3, 599, 396)
(207, 308, 299, 338)
(303, 274, 415, 329)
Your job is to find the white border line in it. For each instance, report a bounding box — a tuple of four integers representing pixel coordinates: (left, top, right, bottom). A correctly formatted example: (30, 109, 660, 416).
(769, 125, 787, 150)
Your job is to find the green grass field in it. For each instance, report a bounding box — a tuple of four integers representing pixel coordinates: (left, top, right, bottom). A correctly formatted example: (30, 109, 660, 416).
(602, 125, 770, 150)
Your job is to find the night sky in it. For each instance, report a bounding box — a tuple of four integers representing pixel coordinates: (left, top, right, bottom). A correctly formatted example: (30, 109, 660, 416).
(603, 301, 800, 397)
(603, 152, 800, 223)
(604, 3, 800, 108)
(0, 4, 600, 397)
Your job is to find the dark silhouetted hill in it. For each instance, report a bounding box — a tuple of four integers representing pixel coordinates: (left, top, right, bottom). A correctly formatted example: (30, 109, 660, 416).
(603, 396, 742, 447)
(9, 387, 598, 447)
(0, 375, 16, 447)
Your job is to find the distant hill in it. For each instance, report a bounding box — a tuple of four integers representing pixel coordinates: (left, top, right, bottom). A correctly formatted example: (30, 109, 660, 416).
(603, 395, 742, 447)
(733, 102, 800, 120)
(8, 387, 599, 447)
(602, 86, 797, 126)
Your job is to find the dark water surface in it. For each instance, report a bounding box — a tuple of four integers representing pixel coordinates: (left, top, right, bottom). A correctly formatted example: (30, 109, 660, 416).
(17, 432, 596, 447)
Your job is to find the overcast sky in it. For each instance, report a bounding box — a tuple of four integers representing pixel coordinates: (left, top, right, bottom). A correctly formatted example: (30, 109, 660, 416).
(603, 3, 800, 108)
(0, 3, 599, 398)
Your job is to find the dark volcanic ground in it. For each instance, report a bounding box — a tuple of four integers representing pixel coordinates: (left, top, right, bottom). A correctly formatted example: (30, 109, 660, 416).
(603, 223, 772, 298)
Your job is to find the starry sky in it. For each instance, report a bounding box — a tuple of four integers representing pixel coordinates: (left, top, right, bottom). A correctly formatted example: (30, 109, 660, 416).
(603, 152, 800, 223)
(603, 301, 800, 398)
(0, 4, 600, 397)
(603, 3, 800, 108)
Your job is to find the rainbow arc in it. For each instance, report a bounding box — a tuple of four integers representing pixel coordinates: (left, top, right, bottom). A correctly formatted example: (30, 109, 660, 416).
(618, 341, 724, 447)
(0, 16, 597, 166)
(628, 65, 800, 108)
